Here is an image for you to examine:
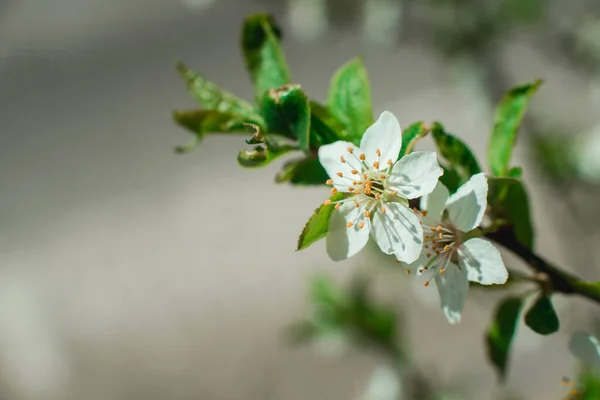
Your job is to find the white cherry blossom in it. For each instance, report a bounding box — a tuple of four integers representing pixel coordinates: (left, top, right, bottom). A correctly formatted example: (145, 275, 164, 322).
(318, 111, 443, 263)
(569, 331, 600, 370)
(409, 173, 508, 324)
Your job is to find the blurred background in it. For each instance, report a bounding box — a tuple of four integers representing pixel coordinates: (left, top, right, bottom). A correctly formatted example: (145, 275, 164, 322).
(2, 0, 600, 399)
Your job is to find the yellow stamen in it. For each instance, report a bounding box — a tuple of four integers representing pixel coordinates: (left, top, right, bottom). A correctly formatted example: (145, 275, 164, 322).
(335, 203, 341, 210)
(346, 222, 353, 228)
(376, 149, 381, 157)
(373, 161, 379, 169)
(323, 200, 331, 205)
(359, 154, 366, 161)
(364, 210, 371, 218)
(347, 147, 354, 154)
(336, 172, 343, 177)
(340, 156, 346, 163)
(358, 222, 365, 229)
(326, 179, 333, 185)
(351, 169, 359, 175)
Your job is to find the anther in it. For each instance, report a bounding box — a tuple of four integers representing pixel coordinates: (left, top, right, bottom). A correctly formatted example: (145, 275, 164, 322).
(359, 154, 366, 161)
(376, 149, 381, 157)
(349, 187, 355, 192)
(364, 210, 371, 218)
(443, 245, 451, 251)
(381, 205, 386, 214)
(355, 202, 360, 208)
(340, 156, 346, 163)
(326, 179, 333, 185)
(362, 173, 368, 180)
(439, 269, 445, 275)
(439, 233, 443, 239)
(424, 266, 429, 270)
(330, 188, 338, 195)
(390, 190, 397, 195)
(351, 169, 359, 175)
(358, 222, 365, 229)
(347, 147, 354, 154)
(418, 268, 424, 274)
(424, 281, 429, 287)
(405, 269, 411, 275)
(346, 222, 353, 228)
(436, 226, 442, 232)
(426, 253, 431, 258)
(380, 173, 386, 179)
(323, 200, 331, 205)
(337, 172, 343, 177)
(335, 203, 341, 210)
(387, 159, 393, 166)
(375, 193, 380, 200)
(431, 227, 437, 231)
(421, 210, 428, 216)
(373, 161, 379, 169)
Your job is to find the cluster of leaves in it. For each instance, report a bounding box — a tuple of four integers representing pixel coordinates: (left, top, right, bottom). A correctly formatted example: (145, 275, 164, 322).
(173, 12, 600, 387)
(288, 275, 402, 361)
(174, 14, 376, 185)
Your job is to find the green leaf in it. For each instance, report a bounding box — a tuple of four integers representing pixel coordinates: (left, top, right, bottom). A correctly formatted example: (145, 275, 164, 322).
(326, 58, 374, 145)
(297, 193, 344, 250)
(488, 177, 534, 250)
(439, 164, 462, 194)
(399, 121, 429, 158)
(261, 84, 311, 152)
(485, 296, 523, 381)
(488, 80, 542, 176)
(431, 122, 482, 185)
(578, 371, 600, 400)
(241, 14, 290, 100)
(309, 101, 345, 147)
(176, 63, 263, 125)
(275, 157, 329, 185)
(237, 124, 297, 168)
(524, 294, 559, 335)
(173, 110, 247, 153)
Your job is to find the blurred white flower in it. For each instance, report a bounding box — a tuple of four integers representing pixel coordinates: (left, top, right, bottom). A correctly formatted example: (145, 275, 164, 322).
(569, 331, 600, 369)
(360, 365, 402, 400)
(575, 124, 600, 183)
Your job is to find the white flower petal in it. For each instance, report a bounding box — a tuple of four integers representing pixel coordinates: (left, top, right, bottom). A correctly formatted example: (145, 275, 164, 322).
(420, 181, 449, 225)
(569, 331, 600, 369)
(326, 202, 370, 261)
(371, 202, 423, 263)
(460, 238, 508, 285)
(434, 263, 468, 324)
(318, 141, 362, 192)
(359, 111, 402, 169)
(388, 151, 443, 199)
(446, 172, 487, 232)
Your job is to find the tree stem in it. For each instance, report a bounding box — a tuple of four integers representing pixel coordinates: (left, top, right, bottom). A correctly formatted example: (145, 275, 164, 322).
(486, 228, 600, 305)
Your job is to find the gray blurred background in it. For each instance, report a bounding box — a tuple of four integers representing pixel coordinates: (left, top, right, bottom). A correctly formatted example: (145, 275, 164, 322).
(2, 0, 600, 399)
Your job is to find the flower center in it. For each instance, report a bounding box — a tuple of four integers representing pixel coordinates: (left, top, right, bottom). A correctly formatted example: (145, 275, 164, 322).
(419, 222, 461, 286)
(323, 147, 403, 230)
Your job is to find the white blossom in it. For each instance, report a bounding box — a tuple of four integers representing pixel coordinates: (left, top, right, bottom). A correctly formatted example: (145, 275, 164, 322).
(408, 173, 508, 324)
(569, 331, 600, 370)
(318, 111, 442, 263)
